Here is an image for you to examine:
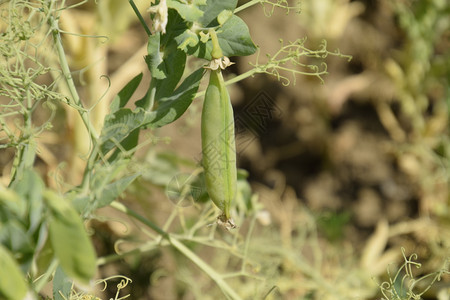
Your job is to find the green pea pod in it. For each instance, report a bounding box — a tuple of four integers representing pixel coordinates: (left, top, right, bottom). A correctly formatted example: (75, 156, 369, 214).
(201, 68, 237, 223)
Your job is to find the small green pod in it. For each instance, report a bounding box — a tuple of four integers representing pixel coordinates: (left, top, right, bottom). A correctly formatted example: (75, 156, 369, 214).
(201, 69, 237, 220)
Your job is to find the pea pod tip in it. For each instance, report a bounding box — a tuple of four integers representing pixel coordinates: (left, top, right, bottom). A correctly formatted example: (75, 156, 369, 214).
(217, 213, 237, 231)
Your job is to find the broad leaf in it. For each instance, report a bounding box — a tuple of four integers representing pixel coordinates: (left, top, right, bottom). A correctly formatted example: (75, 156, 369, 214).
(179, 15, 257, 60)
(45, 190, 96, 284)
(146, 33, 166, 79)
(110, 73, 143, 113)
(53, 266, 72, 300)
(198, 0, 238, 27)
(107, 127, 141, 164)
(143, 67, 205, 128)
(153, 42, 187, 101)
(167, 0, 204, 22)
(146, 10, 188, 83)
(0, 221, 34, 267)
(216, 15, 257, 57)
(175, 29, 199, 52)
(10, 169, 45, 234)
(68, 190, 89, 216)
(1, 170, 45, 271)
(0, 245, 28, 300)
(0, 186, 25, 219)
(94, 174, 139, 210)
(100, 67, 205, 155)
(35, 237, 54, 280)
(160, 9, 190, 47)
(168, 0, 256, 59)
(70, 162, 139, 216)
(100, 108, 146, 155)
(217, 10, 233, 25)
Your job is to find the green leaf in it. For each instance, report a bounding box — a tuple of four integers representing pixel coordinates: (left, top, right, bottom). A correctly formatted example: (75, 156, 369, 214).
(216, 15, 257, 57)
(110, 73, 143, 113)
(183, 15, 257, 60)
(44, 190, 96, 284)
(71, 161, 138, 216)
(67, 190, 89, 215)
(94, 174, 139, 209)
(9, 140, 37, 186)
(153, 42, 187, 101)
(143, 10, 188, 103)
(0, 245, 28, 300)
(10, 170, 45, 233)
(175, 29, 200, 52)
(35, 237, 54, 279)
(146, 33, 166, 79)
(217, 10, 233, 25)
(106, 127, 141, 163)
(100, 68, 204, 156)
(100, 108, 147, 155)
(167, 0, 204, 22)
(1, 170, 45, 271)
(198, 0, 238, 27)
(0, 186, 25, 219)
(160, 9, 190, 46)
(235, 169, 254, 214)
(143, 67, 205, 128)
(53, 266, 72, 300)
(134, 82, 154, 110)
(0, 221, 34, 265)
(145, 10, 188, 81)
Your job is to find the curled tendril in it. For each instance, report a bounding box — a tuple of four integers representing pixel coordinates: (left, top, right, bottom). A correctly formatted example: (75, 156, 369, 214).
(95, 275, 132, 300)
(250, 38, 349, 86)
(116, 278, 131, 289)
(113, 239, 129, 255)
(58, 29, 109, 44)
(377, 248, 450, 300)
(378, 281, 392, 299)
(260, 0, 301, 17)
(0, 0, 67, 148)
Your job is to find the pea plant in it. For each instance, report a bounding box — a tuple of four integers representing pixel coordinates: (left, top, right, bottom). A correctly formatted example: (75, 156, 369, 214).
(0, 0, 348, 299)
(378, 248, 450, 300)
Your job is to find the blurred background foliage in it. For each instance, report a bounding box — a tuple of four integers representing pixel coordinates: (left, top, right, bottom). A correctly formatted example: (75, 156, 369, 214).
(1, 0, 449, 299)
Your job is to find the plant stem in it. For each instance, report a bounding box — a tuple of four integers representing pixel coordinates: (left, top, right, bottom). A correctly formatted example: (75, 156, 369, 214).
(8, 51, 38, 184)
(129, 0, 151, 36)
(97, 240, 162, 265)
(110, 201, 242, 300)
(48, 11, 101, 190)
(234, 0, 261, 14)
(226, 68, 260, 86)
(110, 201, 167, 236)
(195, 68, 258, 99)
(48, 17, 99, 142)
(170, 238, 242, 300)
